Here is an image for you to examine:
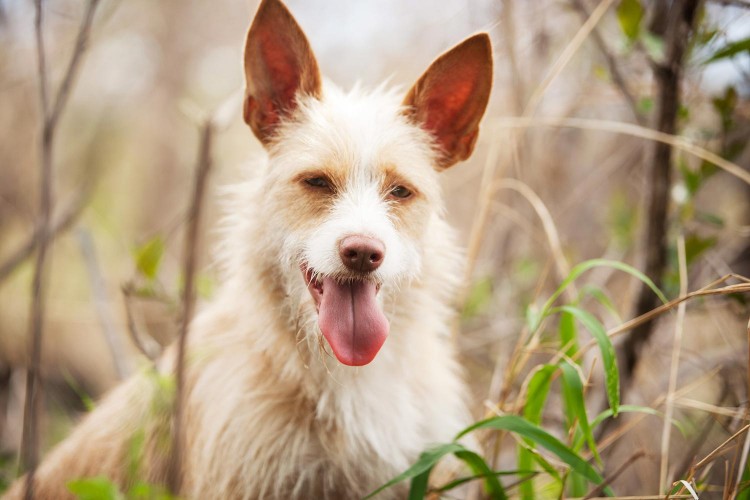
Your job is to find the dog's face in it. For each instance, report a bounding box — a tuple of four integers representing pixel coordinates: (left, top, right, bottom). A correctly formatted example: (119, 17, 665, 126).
(243, 0, 492, 366)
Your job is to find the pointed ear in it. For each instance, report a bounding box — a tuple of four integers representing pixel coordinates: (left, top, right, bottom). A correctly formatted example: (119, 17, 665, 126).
(243, 0, 322, 144)
(403, 34, 493, 169)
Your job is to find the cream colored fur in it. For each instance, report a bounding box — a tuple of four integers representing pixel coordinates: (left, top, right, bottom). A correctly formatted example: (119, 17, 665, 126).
(5, 0, 493, 495)
(5, 88, 471, 500)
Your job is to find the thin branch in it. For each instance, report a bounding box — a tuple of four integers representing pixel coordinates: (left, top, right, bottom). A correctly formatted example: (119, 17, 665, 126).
(584, 450, 647, 499)
(48, 0, 100, 130)
(20, 2, 54, 495)
(121, 283, 162, 362)
(76, 228, 131, 379)
(166, 120, 214, 494)
(19, 0, 102, 497)
(0, 187, 90, 285)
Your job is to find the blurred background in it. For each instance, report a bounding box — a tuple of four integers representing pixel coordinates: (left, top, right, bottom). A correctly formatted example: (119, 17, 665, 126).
(0, 0, 749, 495)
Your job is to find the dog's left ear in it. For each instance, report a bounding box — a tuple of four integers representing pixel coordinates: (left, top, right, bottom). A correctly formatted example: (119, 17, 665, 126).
(403, 34, 493, 169)
(243, 0, 322, 144)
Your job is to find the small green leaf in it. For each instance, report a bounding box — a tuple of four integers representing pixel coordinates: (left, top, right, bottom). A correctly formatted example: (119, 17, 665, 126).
(455, 416, 612, 495)
(559, 310, 579, 359)
(641, 32, 665, 62)
(705, 36, 750, 64)
(536, 259, 667, 332)
(67, 477, 124, 500)
(519, 364, 557, 499)
(134, 236, 165, 281)
(577, 285, 622, 323)
(591, 405, 688, 437)
(556, 306, 619, 416)
(559, 361, 601, 465)
(616, 0, 643, 41)
(637, 97, 653, 114)
(685, 234, 717, 266)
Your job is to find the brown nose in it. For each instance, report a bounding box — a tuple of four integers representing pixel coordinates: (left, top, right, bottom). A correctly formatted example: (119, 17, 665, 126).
(339, 236, 385, 273)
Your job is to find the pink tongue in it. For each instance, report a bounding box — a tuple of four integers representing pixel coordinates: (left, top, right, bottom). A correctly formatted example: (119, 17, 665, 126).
(318, 278, 389, 366)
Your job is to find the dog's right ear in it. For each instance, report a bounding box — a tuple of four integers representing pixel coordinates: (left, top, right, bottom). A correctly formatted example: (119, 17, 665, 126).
(243, 0, 322, 144)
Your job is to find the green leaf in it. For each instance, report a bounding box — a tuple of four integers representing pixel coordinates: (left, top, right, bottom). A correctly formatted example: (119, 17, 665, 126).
(637, 97, 653, 114)
(455, 416, 612, 495)
(520, 364, 558, 499)
(454, 450, 507, 499)
(685, 234, 717, 266)
(591, 405, 688, 437)
(134, 236, 165, 281)
(577, 285, 622, 323)
(705, 36, 750, 64)
(641, 32, 665, 62)
(535, 259, 667, 332)
(365, 443, 464, 499)
(559, 310, 579, 359)
(616, 0, 643, 41)
(559, 361, 601, 465)
(67, 477, 124, 500)
(556, 306, 619, 416)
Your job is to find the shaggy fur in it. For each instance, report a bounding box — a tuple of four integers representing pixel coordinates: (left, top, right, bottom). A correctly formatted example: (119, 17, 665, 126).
(5, 1, 492, 498)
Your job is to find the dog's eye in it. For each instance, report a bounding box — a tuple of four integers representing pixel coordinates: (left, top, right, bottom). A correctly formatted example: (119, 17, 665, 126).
(305, 177, 330, 189)
(389, 185, 412, 199)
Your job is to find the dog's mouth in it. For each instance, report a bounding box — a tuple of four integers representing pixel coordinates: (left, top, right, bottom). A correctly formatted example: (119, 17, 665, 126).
(302, 265, 389, 367)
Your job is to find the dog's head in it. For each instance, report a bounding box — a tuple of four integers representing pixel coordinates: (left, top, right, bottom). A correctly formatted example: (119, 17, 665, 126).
(242, 0, 492, 367)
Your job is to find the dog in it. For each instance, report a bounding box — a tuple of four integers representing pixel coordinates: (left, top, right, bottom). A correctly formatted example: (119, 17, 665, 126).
(6, 0, 492, 498)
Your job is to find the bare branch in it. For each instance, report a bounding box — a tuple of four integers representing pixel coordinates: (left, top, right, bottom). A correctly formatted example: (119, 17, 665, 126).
(166, 120, 215, 494)
(0, 188, 90, 285)
(76, 228, 131, 379)
(19, 0, 103, 497)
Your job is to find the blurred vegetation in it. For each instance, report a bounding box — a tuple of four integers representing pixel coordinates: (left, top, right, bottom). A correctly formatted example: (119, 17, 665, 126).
(1, 0, 750, 498)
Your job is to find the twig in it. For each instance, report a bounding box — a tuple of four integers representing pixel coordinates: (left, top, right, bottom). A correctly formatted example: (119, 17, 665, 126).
(121, 283, 162, 362)
(0, 187, 90, 284)
(660, 234, 688, 491)
(20, 2, 54, 496)
(166, 120, 214, 494)
(568, 0, 644, 125)
(76, 228, 131, 379)
(20, 1, 102, 497)
(584, 450, 647, 499)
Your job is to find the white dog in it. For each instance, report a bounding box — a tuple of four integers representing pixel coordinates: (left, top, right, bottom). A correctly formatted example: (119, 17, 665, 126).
(6, 0, 492, 498)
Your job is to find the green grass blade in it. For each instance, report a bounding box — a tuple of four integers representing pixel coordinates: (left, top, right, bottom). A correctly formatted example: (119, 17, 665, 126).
(534, 259, 667, 331)
(454, 450, 507, 499)
(559, 361, 601, 465)
(364, 443, 464, 499)
(558, 310, 579, 359)
(408, 470, 430, 500)
(591, 405, 687, 437)
(455, 415, 612, 495)
(520, 364, 557, 499)
(577, 284, 622, 323)
(557, 305, 620, 416)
